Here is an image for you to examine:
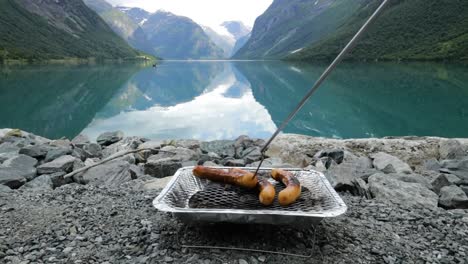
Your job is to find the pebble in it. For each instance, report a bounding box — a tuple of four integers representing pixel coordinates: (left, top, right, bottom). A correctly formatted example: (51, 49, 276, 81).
(63, 247, 73, 254)
(239, 259, 248, 264)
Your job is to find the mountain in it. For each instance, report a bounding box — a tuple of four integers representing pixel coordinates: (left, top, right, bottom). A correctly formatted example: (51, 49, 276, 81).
(138, 11, 224, 59)
(221, 21, 251, 40)
(116, 6, 150, 26)
(233, 0, 365, 59)
(232, 33, 251, 57)
(288, 0, 468, 61)
(0, 0, 140, 61)
(83, 0, 151, 54)
(202, 26, 235, 58)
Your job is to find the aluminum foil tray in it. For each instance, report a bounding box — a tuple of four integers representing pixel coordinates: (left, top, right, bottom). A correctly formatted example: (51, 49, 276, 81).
(153, 167, 347, 225)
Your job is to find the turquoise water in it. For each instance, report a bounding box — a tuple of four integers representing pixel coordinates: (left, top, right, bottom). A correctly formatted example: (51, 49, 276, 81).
(1, 61, 468, 140)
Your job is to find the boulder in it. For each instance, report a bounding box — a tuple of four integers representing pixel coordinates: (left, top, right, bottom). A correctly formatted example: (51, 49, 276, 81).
(20, 175, 53, 190)
(371, 152, 412, 174)
(439, 185, 468, 209)
(200, 140, 235, 158)
(0, 155, 38, 188)
(50, 139, 72, 148)
(44, 147, 72, 162)
(368, 173, 438, 208)
(0, 142, 20, 155)
(37, 155, 76, 174)
(314, 149, 345, 165)
(82, 143, 102, 158)
(47, 172, 72, 188)
(424, 159, 441, 172)
(19, 144, 54, 159)
(164, 139, 201, 150)
(350, 178, 372, 199)
(73, 160, 134, 187)
(96, 131, 124, 146)
(144, 157, 182, 178)
(461, 186, 468, 196)
(71, 134, 90, 148)
(240, 146, 262, 164)
(325, 157, 375, 191)
(439, 139, 466, 160)
(439, 158, 468, 182)
(102, 137, 142, 158)
(431, 174, 454, 194)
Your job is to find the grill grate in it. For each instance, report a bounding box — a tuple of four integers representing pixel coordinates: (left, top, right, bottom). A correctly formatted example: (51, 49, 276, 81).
(154, 167, 347, 225)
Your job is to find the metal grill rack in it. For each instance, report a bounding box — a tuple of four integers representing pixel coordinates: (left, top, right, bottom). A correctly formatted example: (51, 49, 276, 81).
(153, 167, 347, 226)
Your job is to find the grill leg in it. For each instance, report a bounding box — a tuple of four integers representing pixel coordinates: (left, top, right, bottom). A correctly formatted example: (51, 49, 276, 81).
(175, 223, 320, 259)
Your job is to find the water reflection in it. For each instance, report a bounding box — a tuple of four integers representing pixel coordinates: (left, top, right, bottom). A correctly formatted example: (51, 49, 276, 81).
(0, 64, 143, 139)
(1, 61, 467, 140)
(82, 63, 276, 140)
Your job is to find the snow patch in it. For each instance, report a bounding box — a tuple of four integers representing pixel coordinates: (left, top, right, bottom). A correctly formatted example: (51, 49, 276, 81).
(139, 18, 148, 26)
(290, 48, 304, 54)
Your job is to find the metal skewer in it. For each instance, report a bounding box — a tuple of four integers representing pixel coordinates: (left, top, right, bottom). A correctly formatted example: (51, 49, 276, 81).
(253, 0, 391, 177)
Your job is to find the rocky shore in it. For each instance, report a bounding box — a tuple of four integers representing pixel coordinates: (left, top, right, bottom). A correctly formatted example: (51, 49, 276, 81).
(1, 128, 468, 263)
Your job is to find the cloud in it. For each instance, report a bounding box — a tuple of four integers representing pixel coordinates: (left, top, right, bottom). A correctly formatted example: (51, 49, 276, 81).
(106, 0, 273, 28)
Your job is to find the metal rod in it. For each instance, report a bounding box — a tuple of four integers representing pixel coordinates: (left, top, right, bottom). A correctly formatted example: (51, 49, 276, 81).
(255, 0, 391, 164)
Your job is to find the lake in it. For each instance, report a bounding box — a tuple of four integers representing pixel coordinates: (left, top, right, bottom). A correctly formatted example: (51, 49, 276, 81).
(1, 61, 468, 141)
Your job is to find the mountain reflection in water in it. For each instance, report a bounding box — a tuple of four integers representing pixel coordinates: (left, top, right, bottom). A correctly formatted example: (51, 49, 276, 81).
(1, 61, 468, 140)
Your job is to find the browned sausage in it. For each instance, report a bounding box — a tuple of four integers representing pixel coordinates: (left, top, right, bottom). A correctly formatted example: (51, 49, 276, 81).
(193, 166, 258, 189)
(271, 169, 301, 206)
(257, 179, 275, 206)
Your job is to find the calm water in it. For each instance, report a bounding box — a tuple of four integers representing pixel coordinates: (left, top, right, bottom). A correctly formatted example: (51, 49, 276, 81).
(1, 61, 468, 141)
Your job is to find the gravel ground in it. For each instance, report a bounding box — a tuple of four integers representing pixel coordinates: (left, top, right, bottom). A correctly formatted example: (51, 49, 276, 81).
(1, 180, 468, 264)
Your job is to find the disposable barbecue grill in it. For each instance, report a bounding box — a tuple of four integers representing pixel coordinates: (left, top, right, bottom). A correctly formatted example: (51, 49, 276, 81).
(154, 0, 390, 227)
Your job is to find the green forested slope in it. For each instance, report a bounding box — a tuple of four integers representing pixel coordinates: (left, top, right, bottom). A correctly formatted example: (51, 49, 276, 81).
(0, 0, 140, 61)
(288, 0, 468, 61)
(233, 0, 365, 59)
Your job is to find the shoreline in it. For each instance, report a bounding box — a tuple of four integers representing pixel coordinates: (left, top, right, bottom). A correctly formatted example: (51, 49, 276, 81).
(1, 128, 468, 263)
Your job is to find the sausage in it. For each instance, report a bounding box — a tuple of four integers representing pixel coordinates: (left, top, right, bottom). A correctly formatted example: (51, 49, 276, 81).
(257, 179, 275, 206)
(271, 169, 301, 206)
(192, 166, 258, 189)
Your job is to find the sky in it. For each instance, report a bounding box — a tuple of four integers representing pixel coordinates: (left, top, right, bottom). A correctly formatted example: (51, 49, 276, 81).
(106, 0, 273, 30)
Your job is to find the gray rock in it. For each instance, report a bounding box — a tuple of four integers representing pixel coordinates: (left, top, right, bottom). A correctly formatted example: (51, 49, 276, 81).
(439, 185, 468, 209)
(96, 131, 124, 146)
(102, 137, 142, 158)
(0, 155, 38, 188)
(48, 172, 71, 188)
(461, 186, 468, 196)
(439, 139, 466, 160)
(71, 134, 90, 148)
(247, 157, 292, 168)
(19, 144, 53, 159)
(73, 159, 85, 171)
(82, 143, 102, 158)
(200, 140, 235, 158)
(240, 146, 262, 164)
(424, 159, 441, 171)
(239, 259, 248, 264)
(371, 152, 412, 174)
(224, 159, 246, 167)
(431, 174, 453, 194)
(44, 147, 72, 162)
(439, 158, 468, 181)
(37, 155, 76, 174)
(20, 175, 53, 190)
(143, 176, 173, 190)
(144, 157, 182, 178)
(314, 149, 345, 164)
(203, 161, 220, 167)
(138, 140, 163, 150)
(325, 157, 374, 191)
(351, 178, 372, 199)
(0, 184, 13, 193)
(0, 142, 20, 154)
(391, 173, 432, 189)
(73, 160, 134, 186)
(165, 139, 201, 150)
(368, 173, 438, 208)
